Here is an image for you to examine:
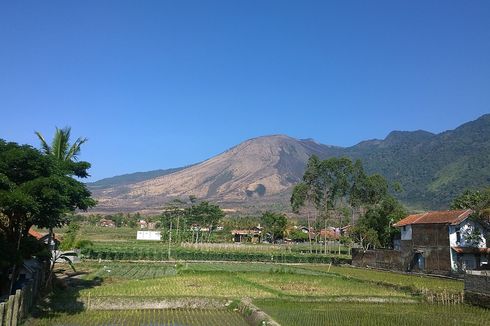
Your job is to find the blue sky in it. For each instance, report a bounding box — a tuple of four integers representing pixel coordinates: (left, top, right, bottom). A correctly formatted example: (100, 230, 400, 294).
(1, 1, 489, 181)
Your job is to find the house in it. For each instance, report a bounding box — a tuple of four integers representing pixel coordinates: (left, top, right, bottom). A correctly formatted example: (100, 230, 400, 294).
(99, 218, 116, 227)
(232, 226, 262, 243)
(393, 209, 488, 274)
(28, 227, 59, 249)
(138, 220, 148, 229)
(319, 227, 340, 240)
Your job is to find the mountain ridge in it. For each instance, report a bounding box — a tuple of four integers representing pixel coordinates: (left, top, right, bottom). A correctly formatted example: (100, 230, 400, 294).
(88, 114, 490, 213)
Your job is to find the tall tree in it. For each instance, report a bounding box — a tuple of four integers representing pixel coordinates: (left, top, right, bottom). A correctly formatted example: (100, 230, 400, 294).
(186, 201, 225, 242)
(292, 156, 402, 251)
(0, 140, 95, 294)
(291, 155, 321, 252)
(261, 211, 288, 243)
(35, 127, 91, 246)
(451, 187, 490, 230)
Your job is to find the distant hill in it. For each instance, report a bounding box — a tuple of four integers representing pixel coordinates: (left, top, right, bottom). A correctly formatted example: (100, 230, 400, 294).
(343, 114, 490, 209)
(88, 114, 490, 213)
(88, 166, 191, 190)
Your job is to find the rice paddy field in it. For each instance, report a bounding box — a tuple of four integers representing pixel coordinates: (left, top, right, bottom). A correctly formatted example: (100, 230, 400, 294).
(26, 261, 489, 326)
(254, 300, 490, 326)
(27, 309, 249, 326)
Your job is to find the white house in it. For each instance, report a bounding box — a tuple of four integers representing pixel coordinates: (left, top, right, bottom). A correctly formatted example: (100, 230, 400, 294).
(448, 218, 488, 271)
(394, 209, 489, 274)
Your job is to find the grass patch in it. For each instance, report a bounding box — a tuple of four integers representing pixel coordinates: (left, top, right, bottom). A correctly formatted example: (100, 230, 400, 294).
(254, 300, 490, 326)
(301, 265, 463, 294)
(239, 273, 411, 299)
(27, 308, 249, 326)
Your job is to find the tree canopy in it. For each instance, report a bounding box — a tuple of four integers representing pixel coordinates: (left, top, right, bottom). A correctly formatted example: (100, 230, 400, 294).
(291, 155, 405, 249)
(261, 211, 288, 243)
(0, 139, 95, 294)
(451, 187, 490, 229)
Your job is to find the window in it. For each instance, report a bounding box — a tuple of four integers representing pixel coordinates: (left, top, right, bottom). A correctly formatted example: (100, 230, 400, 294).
(456, 227, 461, 244)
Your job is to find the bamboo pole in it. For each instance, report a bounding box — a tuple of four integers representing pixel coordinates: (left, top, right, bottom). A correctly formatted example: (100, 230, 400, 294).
(11, 290, 21, 326)
(5, 295, 14, 326)
(0, 303, 5, 326)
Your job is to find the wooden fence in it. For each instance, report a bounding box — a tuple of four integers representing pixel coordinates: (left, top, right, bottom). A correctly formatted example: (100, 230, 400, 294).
(0, 268, 44, 326)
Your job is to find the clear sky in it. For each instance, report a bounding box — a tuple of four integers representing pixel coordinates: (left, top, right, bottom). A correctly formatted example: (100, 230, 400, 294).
(1, 1, 489, 181)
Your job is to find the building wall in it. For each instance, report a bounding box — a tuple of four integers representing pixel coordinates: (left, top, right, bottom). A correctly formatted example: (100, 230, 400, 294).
(400, 224, 452, 274)
(400, 225, 412, 240)
(351, 248, 403, 270)
(465, 270, 490, 308)
(448, 220, 486, 248)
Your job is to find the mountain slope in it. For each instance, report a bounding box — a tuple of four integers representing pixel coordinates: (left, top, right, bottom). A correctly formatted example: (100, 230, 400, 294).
(91, 135, 341, 212)
(89, 114, 490, 213)
(343, 114, 490, 208)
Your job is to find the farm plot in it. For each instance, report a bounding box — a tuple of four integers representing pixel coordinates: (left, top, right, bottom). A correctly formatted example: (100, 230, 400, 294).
(238, 273, 412, 299)
(27, 308, 249, 326)
(87, 262, 177, 279)
(301, 264, 463, 294)
(81, 272, 274, 299)
(254, 300, 490, 326)
(83, 261, 325, 280)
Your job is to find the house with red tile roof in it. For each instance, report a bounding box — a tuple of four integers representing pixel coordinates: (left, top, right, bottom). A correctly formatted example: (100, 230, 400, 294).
(393, 209, 488, 274)
(28, 227, 59, 247)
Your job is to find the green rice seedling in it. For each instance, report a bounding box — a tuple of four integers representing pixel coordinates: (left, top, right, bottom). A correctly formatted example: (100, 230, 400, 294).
(26, 309, 249, 326)
(254, 300, 490, 326)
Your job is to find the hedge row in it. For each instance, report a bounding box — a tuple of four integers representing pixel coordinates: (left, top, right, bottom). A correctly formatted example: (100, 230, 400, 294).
(81, 247, 351, 264)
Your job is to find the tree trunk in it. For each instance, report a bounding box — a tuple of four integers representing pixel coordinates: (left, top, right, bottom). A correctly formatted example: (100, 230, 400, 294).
(9, 230, 22, 295)
(324, 218, 327, 255)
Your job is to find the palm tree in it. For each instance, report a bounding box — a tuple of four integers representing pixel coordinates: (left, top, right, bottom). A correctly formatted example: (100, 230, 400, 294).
(35, 127, 89, 287)
(35, 127, 87, 161)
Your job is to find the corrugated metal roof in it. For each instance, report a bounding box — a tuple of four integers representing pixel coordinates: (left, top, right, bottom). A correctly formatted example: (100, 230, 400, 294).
(393, 209, 473, 227)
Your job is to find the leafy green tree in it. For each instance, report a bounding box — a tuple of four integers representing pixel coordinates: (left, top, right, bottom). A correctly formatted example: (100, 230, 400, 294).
(161, 199, 188, 243)
(350, 225, 381, 251)
(35, 127, 92, 248)
(292, 156, 402, 251)
(261, 211, 288, 243)
(357, 195, 406, 247)
(0, 140, 95, 293)
(291, 155, 322, 251)
(451, 187, 490, 220)
(59, 222, 81, 250)
(451, 187, 490, 240)
(186, 201, 225, 242)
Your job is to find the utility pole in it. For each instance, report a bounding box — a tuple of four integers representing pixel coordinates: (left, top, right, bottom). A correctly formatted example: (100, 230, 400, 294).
(168, 220, 172, 260)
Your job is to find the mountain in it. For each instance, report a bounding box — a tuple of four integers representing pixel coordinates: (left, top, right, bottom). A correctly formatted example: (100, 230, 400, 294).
(88, 166, 190, 190)
(90, 135, 342, 213)
(88, 114, 490, 213)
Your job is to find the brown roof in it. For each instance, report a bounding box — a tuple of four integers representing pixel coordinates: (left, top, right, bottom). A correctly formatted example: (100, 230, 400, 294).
(393, 209, 473, 227)
(452, 247, 490, 254)
(28, 228, 44, 240)
(231, 229, 261, 235)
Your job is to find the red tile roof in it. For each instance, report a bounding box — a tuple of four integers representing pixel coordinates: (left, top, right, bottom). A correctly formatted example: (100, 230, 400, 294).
(28, 228, 44, 240)
(452, 247, 490, 254)
(393, 209, 473, 227)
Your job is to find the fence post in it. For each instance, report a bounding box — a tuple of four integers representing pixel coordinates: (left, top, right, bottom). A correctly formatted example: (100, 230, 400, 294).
(5, 295, 14, 326)
(0, 302, 5, 326)
(11, 290, 21, 326)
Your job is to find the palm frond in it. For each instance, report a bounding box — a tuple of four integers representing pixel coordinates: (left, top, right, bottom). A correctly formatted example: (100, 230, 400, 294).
(34, 131, 51, 154)
(67, 137, 88, 161)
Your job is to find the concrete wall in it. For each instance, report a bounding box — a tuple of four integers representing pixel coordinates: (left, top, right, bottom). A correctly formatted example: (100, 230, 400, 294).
(351, 248, 403, 270)
(464, 270, 490, 308)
